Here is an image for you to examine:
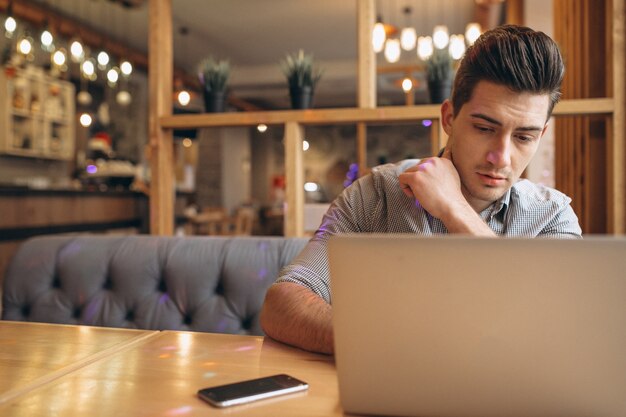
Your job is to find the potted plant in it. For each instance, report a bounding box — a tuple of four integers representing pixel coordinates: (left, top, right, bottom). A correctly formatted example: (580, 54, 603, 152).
(425, 48, 454, 104)
(197, 57, 230, 112)
(280, 49, 322, 109)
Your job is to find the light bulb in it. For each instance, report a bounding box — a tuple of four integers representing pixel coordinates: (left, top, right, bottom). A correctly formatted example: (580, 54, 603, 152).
(384, 38, 401, 63)
(70, 40, 84, 62)
(433, 25, 449, 49)
(79, 113, 92, 127)
(372, 22, 386, 53)
(116, 90, 132, 106)
(257, 124, 268, 133)
(417, 36, 434, 60)
(120, 61, 133, 76)
(177, 90, 190, 106)
(402, 78, 413, 93)
(41, 30, 53, 48)
(449, 35, 466, 60)
(182, 138, 193, 148)
(81, 59, 95, 77)
(107, 68, 119, 84)
(17, 37, 32, 55)
(97, 51, 110, 68)
(304, 182, 318, 192)
(52, 49, 66, 66)
(4, 16, 16, 34)
(302, 140, 310, 151)
(465, 23, 481, 45)
(400, 27, 417, 51)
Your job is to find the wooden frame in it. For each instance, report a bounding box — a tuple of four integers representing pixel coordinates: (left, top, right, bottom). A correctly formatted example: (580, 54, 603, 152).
(148, 0, 624, 237)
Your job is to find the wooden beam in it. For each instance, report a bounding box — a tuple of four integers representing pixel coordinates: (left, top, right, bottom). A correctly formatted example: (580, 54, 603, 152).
(159, 99, 613, 129)
(284, 122, 305, 237)
(148, 0, 174, 235)
(609, 0, 625, 233)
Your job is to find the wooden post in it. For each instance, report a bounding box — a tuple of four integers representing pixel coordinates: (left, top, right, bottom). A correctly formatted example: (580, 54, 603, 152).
(356, 0, 376, 177)
(284, 122, 305, 237)
(357, 123, 367, 177)
(357, 0, 376, 109)
(609, 0, 625, 233)
(148, 0, 174, 235)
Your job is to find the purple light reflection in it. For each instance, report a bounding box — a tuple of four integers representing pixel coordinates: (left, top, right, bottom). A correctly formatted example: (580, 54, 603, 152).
(86, 165, 97, 174)
(422, 119, 433, 127)
(165, 405, 193, 416)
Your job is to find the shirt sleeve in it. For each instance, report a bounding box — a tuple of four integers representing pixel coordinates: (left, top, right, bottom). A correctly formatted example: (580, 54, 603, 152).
(273, 172, 379, 304)
(537, 202, 583, 238)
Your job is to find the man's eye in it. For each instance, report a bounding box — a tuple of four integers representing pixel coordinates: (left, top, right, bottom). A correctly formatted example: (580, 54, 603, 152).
(516, 135, 534, 143)
(474, 125, 493, 133)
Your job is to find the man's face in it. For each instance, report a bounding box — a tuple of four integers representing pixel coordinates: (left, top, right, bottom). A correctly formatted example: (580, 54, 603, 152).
(441, 80, 550, 212)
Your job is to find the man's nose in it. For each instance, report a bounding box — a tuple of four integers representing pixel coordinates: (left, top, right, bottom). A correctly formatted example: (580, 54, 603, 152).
(486, 136, 512, 168)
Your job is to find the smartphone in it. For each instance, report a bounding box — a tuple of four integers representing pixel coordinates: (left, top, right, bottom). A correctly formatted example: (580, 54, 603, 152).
(197, 374, 309, 408)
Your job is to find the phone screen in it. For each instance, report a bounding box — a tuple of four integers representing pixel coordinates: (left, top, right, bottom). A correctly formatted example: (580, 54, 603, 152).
(197, 374, 308, 408)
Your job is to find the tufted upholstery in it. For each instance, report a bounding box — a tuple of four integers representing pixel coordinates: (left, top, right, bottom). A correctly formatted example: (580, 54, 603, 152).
(2, 235, 308, 335)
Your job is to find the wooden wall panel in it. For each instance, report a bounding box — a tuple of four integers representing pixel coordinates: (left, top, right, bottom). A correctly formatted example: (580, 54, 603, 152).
(553, 0, 610, 234)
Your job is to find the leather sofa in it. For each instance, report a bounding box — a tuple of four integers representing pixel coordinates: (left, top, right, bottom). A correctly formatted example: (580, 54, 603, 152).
(2, 234, 308, 335)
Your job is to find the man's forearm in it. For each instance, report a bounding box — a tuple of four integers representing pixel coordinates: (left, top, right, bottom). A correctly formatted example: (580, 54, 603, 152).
(260, 282, 334, 354)
(440, 201, 496, 237)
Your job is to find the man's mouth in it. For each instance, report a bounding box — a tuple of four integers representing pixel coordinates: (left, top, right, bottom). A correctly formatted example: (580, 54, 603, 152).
(477, 172, 508, 186)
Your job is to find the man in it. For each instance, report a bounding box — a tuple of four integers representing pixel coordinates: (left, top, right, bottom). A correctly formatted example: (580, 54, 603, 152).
(260, 25, 582, 354)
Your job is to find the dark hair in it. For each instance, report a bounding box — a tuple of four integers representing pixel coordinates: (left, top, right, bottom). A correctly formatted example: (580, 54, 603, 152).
(451, 25, 564, 119)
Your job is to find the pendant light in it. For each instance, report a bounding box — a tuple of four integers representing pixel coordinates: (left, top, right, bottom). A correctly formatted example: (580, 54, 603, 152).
(400, 7, 416, 51)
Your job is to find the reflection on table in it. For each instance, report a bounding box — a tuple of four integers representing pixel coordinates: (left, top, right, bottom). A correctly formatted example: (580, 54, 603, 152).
(0, 323, 348, 416)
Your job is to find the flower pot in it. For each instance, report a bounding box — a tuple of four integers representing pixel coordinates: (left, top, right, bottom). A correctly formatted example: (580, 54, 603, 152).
(289, 86, 314, 109)
(203, 90, 226, 113)
(427, 79, 452, 104)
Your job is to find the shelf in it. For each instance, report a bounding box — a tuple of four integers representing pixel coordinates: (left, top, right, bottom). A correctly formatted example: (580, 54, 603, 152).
(159, 98, 614, 130)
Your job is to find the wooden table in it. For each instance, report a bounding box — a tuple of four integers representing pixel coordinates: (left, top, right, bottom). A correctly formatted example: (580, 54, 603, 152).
(0, 323, 346, 416)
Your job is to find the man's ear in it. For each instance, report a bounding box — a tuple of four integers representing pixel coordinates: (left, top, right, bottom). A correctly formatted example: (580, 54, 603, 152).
(441, 99, 454, 136)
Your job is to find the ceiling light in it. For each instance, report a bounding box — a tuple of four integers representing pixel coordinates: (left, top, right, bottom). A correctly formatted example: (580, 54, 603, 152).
(257, 124, 268, 133)
(116, 90, 132, 106)
(465, 23, 481, 45)
(52, 49, 67, 66)
(182, 138, 193, 148)
(107, 67, 119, 84)
(97, 51, 110, 69)
(120, 60, 133, 76)
(417, 36, 434, 60)
(79, 113, 92, 127)
(70, 40, 84, 62)
(384, 38, 401, 63)
(40, 30, 54, 50)
(372, 16, 386, 53)
(433, 25, 449, 49)
(449, 35, 466, 60)
(401, 27, 417, 51)
(302, 140, 310, 151)
(82, 59, 95, 77)
(17, 37, 32, 55)
(4, 16, 16, 34)
(399, 7, 416, 51)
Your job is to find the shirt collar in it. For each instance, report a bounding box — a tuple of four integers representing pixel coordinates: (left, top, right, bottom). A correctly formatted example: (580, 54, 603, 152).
(488, 188, 512, 219)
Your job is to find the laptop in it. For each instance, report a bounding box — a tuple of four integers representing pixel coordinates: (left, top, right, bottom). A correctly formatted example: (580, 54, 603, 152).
(328, 235, 626, 417)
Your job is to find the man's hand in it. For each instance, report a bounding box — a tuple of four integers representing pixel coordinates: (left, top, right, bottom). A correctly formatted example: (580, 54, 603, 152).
(398, 149, 466, 220)
(398, 149, 496, 236)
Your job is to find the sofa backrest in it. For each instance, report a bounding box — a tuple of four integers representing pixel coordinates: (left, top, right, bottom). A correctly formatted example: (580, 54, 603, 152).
(2, 235, 308, 335)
